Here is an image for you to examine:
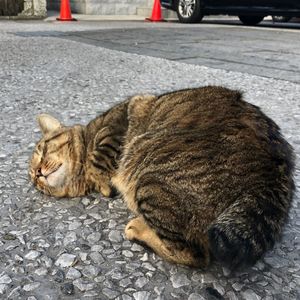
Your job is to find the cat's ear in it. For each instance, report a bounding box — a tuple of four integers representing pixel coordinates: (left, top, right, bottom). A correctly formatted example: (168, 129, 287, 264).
(37, 114, 62, 135)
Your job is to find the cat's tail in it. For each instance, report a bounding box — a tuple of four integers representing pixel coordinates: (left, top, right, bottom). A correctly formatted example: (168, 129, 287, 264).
(207, 192, 293, 269)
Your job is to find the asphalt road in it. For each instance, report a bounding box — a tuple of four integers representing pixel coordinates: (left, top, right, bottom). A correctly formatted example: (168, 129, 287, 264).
(0, 18, 299, 300)
(60, 18, 300, 83)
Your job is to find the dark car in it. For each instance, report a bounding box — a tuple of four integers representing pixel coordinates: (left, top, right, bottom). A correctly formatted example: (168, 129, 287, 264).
(160, 0, 300, 25)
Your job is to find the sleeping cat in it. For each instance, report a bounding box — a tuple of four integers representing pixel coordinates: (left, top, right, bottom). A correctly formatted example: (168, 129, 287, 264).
(29, 86, 295, 268)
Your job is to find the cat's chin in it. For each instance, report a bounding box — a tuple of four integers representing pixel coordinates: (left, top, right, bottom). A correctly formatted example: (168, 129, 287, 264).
(46, 163, 67, 188)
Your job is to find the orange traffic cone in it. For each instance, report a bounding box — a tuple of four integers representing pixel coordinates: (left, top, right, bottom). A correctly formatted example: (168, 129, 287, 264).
(56, 0, 77, 21)
(146, 0, 166, 22)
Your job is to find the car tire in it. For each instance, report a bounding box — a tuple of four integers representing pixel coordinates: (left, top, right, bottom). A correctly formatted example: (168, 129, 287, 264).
(176, 0, 203, 23)
(238, 15, 264, 26)
(272, 16, 292, 23)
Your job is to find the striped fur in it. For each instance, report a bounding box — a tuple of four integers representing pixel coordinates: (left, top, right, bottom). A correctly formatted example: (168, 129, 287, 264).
(30, 86, 295, 268)
(29, 101, 128, 197)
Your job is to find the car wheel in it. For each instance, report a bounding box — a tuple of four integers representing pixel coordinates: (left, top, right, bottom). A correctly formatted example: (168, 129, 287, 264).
(176, 0, 203, 23)
(238, 15, 264, 26)
(272, 16, 292, 23)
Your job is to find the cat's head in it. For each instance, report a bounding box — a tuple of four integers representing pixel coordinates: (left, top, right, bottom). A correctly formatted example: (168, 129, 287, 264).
(29, 114, 87, 197)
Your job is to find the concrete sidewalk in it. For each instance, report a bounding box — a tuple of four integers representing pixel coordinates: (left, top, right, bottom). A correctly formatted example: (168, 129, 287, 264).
(44, 9, 178, 21)
(45, 11, 147, 21)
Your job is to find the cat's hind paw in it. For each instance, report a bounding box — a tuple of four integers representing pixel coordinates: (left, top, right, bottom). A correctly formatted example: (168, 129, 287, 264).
(125, 217, 148, 241)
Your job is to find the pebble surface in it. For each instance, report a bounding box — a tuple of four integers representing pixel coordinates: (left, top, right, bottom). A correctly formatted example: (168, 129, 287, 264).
(0, 20, 299, 299)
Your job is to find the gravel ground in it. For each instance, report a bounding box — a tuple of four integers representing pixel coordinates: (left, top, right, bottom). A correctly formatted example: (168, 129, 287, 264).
(0, 20, 299, 300)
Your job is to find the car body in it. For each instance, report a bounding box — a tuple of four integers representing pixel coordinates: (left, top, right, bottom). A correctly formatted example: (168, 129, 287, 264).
(160, 0, 300, 25)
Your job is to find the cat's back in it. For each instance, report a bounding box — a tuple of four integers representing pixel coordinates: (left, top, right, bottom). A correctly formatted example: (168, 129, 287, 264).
(144, 86, 290, 157)
(147, 86, 247, 131)
(122, 86, 294, 210)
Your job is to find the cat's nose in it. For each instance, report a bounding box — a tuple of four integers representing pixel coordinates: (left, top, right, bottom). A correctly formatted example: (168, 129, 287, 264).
(36, 168, 43, 178)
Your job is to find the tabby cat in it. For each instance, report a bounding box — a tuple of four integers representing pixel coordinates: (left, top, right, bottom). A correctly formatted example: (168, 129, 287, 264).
(29, 86, 295, 268)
